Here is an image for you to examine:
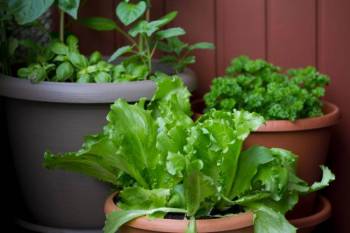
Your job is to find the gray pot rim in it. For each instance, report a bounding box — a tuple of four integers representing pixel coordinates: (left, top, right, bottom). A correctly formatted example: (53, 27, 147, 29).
(0, 69, 196, 104)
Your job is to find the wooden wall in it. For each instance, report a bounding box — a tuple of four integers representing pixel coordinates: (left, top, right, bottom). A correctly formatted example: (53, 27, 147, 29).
(70, 0, 350, 232)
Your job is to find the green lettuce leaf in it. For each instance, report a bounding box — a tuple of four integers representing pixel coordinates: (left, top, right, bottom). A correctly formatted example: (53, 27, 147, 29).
(119, 187, 170, 211)
(44, 134, 121, 185)
(252, 205, 296, 233)
(104, 207, 187, 233)
(230, 146, 275, 199)
(184, 159, 217, 217)
(309, 165, 335, 192)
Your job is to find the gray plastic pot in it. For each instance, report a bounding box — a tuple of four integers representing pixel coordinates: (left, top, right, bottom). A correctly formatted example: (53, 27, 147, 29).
(0, 68, 196, 231)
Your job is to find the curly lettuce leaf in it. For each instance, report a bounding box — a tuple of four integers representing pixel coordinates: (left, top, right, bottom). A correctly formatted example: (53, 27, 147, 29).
(44, 134, 121, 185)
(119, 187, 170, 211)
(184, 159, 218, 217)
(309, 165, 335, 192)
(229, 146, 275, 199)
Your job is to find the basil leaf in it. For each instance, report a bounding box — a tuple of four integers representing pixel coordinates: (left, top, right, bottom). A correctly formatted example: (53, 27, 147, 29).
(80, 17, 117, 31)
(94, 71, 111, 83)
(68, 51, 88, 69)
(56, 62, 74, 81)
(58, 0, 80, 19)
(156, 27, 186, 39)
(108, 45, 133, 63)
(13, 0, 54, 25)
(50, 42, 69, 55)
(116, 1, 146, 26)
(189, 42, 215, 50)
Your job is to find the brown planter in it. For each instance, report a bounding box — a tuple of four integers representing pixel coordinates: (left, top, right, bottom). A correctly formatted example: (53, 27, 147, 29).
(104, 193, 331, 233)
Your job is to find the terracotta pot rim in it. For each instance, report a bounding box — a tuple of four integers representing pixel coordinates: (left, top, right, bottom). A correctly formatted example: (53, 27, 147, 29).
(193, 100, 339, 132)
(104, 192, 253, 232)
(290, 195, 331, 229)
(104, 193, 331, 232)
(256, 101, 339, 132)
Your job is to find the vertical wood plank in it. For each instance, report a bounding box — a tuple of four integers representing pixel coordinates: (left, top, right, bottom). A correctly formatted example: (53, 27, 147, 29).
(68, 0, 116, 55)
(150, 0, 166, 20)
(318, 0, 350, 232)
(267, 0, 317, 68)
(216, 0, 266, 75)
(165, 0, 216, 95)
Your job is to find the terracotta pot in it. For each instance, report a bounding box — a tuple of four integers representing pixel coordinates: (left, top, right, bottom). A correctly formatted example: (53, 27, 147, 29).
(104, 193, 331, 233)
(191, 100, 339, 217)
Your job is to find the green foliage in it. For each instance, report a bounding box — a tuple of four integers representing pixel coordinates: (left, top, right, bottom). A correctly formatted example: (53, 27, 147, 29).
(16, 35, 153, 83)
(1, 0, 81, 75)
(204, 56, 330, 120)
(81, 0, 215, 76)
(44, 76, 334, 233)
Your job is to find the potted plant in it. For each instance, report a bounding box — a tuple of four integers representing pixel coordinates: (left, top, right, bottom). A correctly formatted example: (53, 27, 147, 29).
(198, 56, 339, 217)
(0, 0, 213, 231)
(44, 75, 335, 233)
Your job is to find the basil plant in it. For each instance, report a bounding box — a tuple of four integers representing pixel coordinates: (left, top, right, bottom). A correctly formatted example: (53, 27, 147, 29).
(44, 74, 334, 233)
(81, 0, 215, 77)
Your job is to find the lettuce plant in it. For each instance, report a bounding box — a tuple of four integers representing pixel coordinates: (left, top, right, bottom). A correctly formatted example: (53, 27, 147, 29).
(204, 56, 330, 120)
(44, 75, 334, 233)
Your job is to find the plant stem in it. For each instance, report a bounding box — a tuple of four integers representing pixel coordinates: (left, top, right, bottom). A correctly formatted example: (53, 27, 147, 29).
(59, 9, 65, 42)
(146, 9, 150, 21)
(143, 35, 152, 77)
(115, 26, 137, 45)
(146, 0, 151, 21)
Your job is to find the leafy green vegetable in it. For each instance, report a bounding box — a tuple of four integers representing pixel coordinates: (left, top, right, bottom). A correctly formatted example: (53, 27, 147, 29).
(104, 207, 187, 233)
(204, 56, 330, 120)
(252, 205, 297, 233)
(44, 76, 335, 233)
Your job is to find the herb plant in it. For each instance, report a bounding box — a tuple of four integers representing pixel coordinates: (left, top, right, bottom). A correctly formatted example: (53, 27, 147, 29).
(44, 75, 334, 233)
(17, 35, 117, 83)
(204, 56, 330, 120)
(1, 0, 81, 76)
(81, 0, 214, 74)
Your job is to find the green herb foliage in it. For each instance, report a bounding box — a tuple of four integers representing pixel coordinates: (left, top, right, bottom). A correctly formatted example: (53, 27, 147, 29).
(44, 75, 334, 233)
(16, 35, 155, 83)
(204, 56, 330, 120)
(81, 0, 215, 74)
(1, 0, 81, 75)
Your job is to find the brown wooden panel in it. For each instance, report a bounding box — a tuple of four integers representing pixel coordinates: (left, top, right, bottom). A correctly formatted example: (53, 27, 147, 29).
(150, 0, 166, 20)
(216, 0, 266, 75)
(267, 0, 317, 68)
(318, 0, 350, 232)
(165, 0, 216, 95)
(68, 0, 117, 55)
